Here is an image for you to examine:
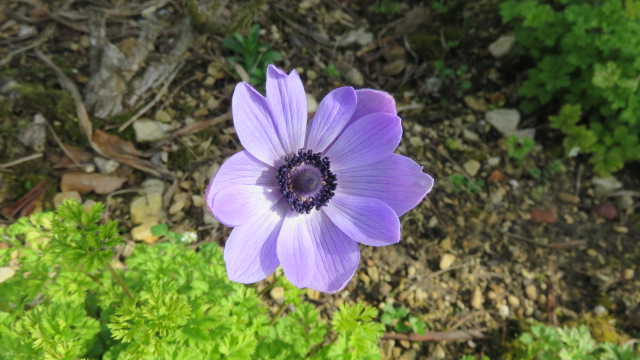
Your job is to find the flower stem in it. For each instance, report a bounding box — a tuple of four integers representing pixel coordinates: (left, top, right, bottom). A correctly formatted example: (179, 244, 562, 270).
(257, 281, 276, 297)
(106, 263, 132, 299)
(268, 302, 287, 326)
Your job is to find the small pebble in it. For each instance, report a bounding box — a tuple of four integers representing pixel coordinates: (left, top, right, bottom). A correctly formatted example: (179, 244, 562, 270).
(463, 160, 481, 177)
(471, 287, 484, 310)
(270, 287, 284, 302)
(498, 304, 510, 318)
(507, 294, 520, 308)
(525, 285, 538, 300)
(440, 253, 457, 270)
(593, 305, 607, 315)
(53, 191, 82, 208)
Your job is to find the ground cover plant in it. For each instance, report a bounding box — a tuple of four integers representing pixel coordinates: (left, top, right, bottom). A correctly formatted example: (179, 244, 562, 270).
(500, 0, 640, 175)
(0, 0, 638, 358)
(0, 201, 384, 359)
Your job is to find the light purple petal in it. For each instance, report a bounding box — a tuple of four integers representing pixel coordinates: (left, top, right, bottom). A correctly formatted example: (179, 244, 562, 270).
(336, 154, 434, 216)
(233, 82, 285, 166)
(324, 112, 402, 172)
(277, 211, 360, 293)
(212, 184, 281, 227)
(224, 200, 288, 283)
(350, 89, 397, 124)
(305, 87, 357, 153)
(323, 193, 400, 247)
(204, 150, 276, 217)
(266, 66, 307, 155)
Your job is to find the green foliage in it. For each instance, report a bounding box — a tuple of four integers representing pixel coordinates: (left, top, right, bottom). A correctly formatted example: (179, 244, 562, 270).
(501, 0, 640, 175)
(435, 61, 471, 92)
(369, 0, 402, 15)
(150, 223, 197, 244)
(506, 135, 536, 164)
(222, 24, 282, 90)
(319, 303, 385, 360)
(325, 64, 341, 79)
(508, 323, 636, 360)
(449, 174, 484, 194)
(380, 302, 427, 335)
(0, 200, 383, 359)
(431, 0, 455, 14)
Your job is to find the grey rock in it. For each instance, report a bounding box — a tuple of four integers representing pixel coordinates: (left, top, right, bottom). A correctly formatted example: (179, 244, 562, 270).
(345, 68, 364, 86)
(18, 114, 47, 151)
(488, 35, 515, 58)
(463, 159, 481, 177)
(463, 129, 480, 142)
(133, 119, 172, 142)
(94, 157, 120, 174)
(592, 176, 622, 196)
(486, 109, 520, 135)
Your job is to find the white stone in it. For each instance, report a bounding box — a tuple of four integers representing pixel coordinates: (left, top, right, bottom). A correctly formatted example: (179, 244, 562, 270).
(498, 304, 510, 318)
(486, 109, 520, 135)
(487, 157, 501, 166)
(593, 305, 607, 315)
(463, 160, 481, 177)
(133, 119, 172, 142)
(440, 253, 457, 270)
(345, 68, 364, 86)
(94, 157, 120, 174)
(463, 129, 480, 142)
(490, 187, 506, 205)
(154, 110, 172, 123)
(592, 176, 622, 196)
(53, 191, 82, 208)
(488, 35, 515, 58)
(270, 287, 285, 301)
(471, 287, 484, 310)
(131, 222, 159, 244)
(130, 179, 164, 224)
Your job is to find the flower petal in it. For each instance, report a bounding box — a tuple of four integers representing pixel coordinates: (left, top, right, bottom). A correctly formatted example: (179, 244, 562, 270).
(212, 184, 282, 227)
(204, 150, 276, 216)
(266, 66, 307, 155)
(336, 154, 434, 216)
(350, 89, 396, 123)
(323, 193, 400, 247)
(324, 112, 402, 171)
(305, 87, 357, 153)
(277, 211, 359, 293)
(224, 200, 288, 284)
(233, 82, 285, 166)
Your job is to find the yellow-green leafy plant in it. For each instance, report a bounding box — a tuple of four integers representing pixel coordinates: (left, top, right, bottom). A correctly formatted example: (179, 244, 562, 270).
(0, 200, 384, 359)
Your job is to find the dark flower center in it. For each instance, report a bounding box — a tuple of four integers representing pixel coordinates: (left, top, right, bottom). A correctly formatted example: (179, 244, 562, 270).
(277, 149, 337, 214)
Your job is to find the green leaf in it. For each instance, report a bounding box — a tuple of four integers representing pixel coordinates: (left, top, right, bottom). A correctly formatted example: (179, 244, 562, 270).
(151, 223, 169, 237)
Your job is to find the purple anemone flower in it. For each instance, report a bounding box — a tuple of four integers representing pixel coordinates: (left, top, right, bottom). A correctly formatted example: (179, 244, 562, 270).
(205, 65, 434, 293)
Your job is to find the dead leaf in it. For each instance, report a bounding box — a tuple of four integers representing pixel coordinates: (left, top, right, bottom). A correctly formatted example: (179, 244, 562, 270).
(61, 173, 126, 195)
(530, 209, 557, 224)
(1, 179, 47, 219)
(93, 130, 145, 158)
(49, 144, 93, 168)
(488, 170, 506, 182)
(393, 6, 432, 36)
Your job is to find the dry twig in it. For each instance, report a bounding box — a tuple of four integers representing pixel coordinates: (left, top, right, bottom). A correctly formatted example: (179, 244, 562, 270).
(0, 154, 43, 169)
(0, 24, 55, 67)
(382, 328, 485, 342)
(117, 62, 184, 132)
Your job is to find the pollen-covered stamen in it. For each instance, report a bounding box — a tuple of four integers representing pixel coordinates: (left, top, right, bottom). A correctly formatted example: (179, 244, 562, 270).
(277, 149, 337, 214)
